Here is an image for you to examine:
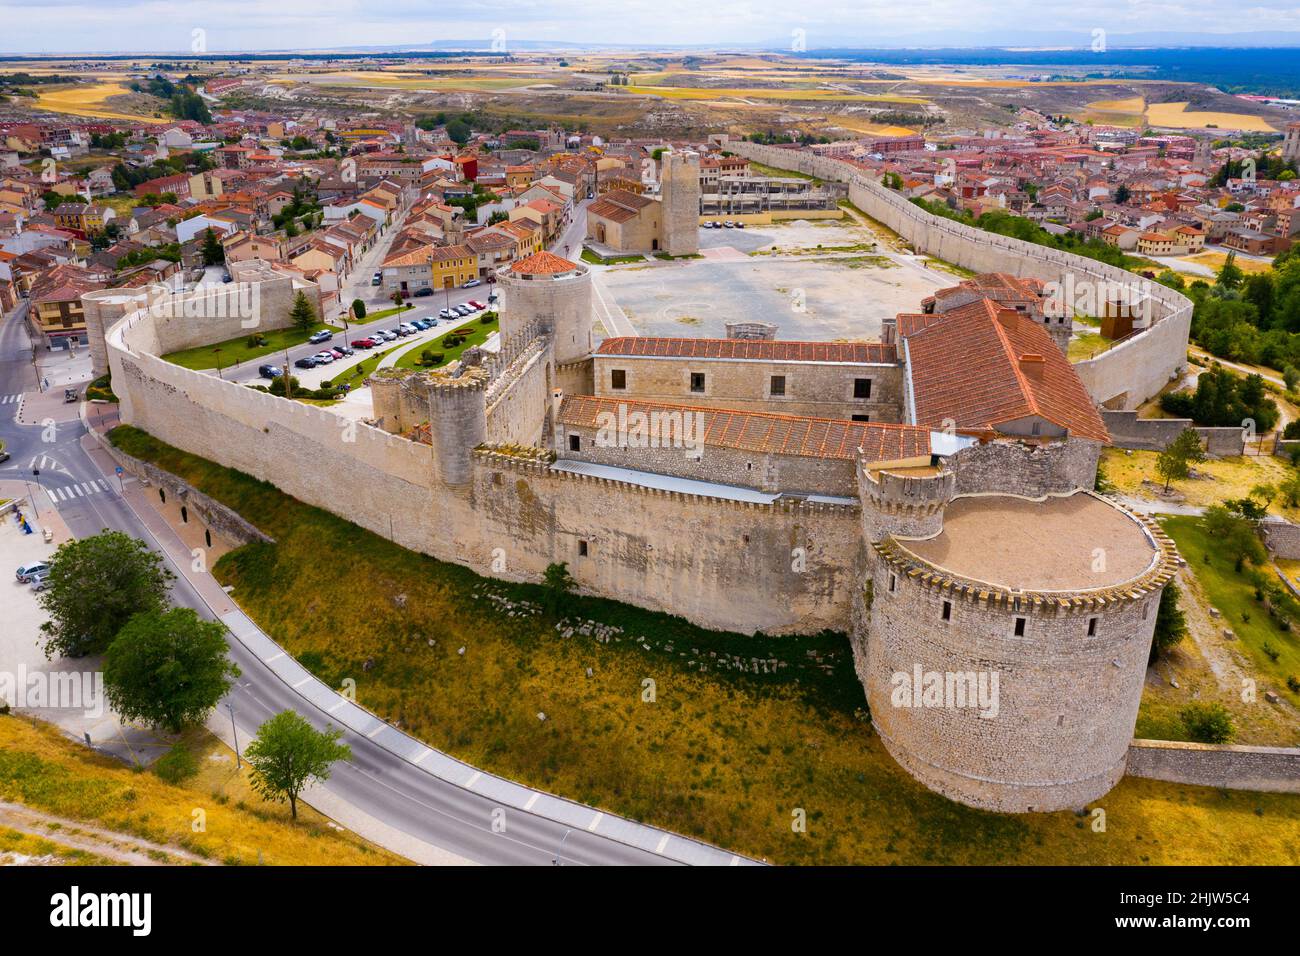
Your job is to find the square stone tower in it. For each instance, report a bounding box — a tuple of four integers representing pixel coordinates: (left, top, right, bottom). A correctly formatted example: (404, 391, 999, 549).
(1284, 122, 1300, 163)
(660, 150, 701, 256)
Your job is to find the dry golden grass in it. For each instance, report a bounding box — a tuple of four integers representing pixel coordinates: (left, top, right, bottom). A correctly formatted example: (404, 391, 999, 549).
(34, 82, 169, 124)
(0, 826, 118, 865)
(1146, 102, 1277, 133)
(622, 85, 929, 105)
(1102, 447, 1299, 518)
(1182, 252, 1275, 276)
(0, 715, 406, 866)
(1087, 96, 1146, 113)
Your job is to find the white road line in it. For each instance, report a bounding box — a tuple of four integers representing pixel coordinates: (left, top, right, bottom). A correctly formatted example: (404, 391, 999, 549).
(366, 725, 386, 738)
(412, 749, 431, 765)
(327, 700, 346, 713)
(524, 793, 539, 811)
(655, 835, 670, 854)
(466, 771, 481, 789)
(729, 855, 741, 866)
(266, 652, 284, 662)
(70, 485, 83, 497)
(587, 812, 603, 832)
(292, 677, 311, 688)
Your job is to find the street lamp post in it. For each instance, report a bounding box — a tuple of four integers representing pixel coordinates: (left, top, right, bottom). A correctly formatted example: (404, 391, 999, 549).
(227, 701, 241, 770)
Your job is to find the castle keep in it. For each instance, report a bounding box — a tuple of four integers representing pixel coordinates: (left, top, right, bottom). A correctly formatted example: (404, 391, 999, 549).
(105, 225, 1186, 814)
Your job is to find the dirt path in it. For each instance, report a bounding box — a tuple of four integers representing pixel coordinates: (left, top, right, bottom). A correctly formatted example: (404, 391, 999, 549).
(0, 800, 215, 866)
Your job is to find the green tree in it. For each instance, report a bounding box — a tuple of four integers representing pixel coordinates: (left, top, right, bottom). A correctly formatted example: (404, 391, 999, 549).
(446, 117, 471, 145)
(350, 298, 366, 320)
(288, 290, 317, 332)
(1114, 183, 1131, 204)
(39, 531, 175, 658)
(1155, 428, 1206, 492)
(1179, 702, 1234, 744)
(1149, 582, 1188, 663)
(244, 711, 351, 820)
(201, 227, 225, 266)
(542, 561, 576, 616)
(1217, 251, 1244, 292)
(1202, 503, 1267, 573)
(103, 608, 239, 733)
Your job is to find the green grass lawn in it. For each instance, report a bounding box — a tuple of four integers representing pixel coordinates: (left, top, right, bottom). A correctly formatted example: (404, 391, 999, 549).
(391, 314, 499, 371)
(1159, 515, 1300, 706)
(1068, 331, 1114, 362)
(357, 304, 417, 323)
(580, 248, 645, 265)
(162, 323, 343, 371)
(102, 423, 1300, 865)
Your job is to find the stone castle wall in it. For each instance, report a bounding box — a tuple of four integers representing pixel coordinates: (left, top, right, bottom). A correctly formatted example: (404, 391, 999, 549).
(949, 438, 1102, 498)
(1100, 410, 1246, 457)
(728, 142, 1192, 411)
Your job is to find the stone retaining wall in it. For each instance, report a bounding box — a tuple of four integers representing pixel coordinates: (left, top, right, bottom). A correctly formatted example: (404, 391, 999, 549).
(1100, 411, 1245, 456)
(1126, 738, 1300, 793)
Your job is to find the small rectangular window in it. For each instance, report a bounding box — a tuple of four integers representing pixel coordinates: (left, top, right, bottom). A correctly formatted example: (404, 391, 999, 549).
(690, 372, 705, 393)
(1087, 617, 1098, 637)
(578, 540, 588, 557)
(770, 375, 786, 396)
(889, 574, 896, 593)
(941, 601, 951, 621)
(568, 433, 581, 452)
(854, 378, 872, 399)
(851, 414, 870, 422)
(1014, 617, 1026, 636)
(610, 369, 626, 390)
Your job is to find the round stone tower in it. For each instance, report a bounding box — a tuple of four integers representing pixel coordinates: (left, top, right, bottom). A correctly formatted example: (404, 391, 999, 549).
(860, 491, 1180, 813)
(81, 288, 150, 379)
(496, 251, 592, 365)
(858, 463, 955, 542)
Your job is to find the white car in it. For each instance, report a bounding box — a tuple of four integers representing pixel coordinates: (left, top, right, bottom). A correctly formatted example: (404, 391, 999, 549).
(463, 278, 482, 288)
(16, 562, 49, 583)
(313, 351, 335, 364)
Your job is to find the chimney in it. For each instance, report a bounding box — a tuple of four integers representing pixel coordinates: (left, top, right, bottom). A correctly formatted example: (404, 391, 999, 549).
(1018, 353, 1045, 382)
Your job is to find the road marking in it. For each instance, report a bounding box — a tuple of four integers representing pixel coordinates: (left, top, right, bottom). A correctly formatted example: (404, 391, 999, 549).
(292, 676, 311, 688)
(655, 835, 670, 854)
(524, 793, 539, 811)
(366, 724, 386, 738)
(327, 700, 346, 712)
(266, 652, 284, 662)
(466, 771, 481, 789)
(412, 749, 431, 765)
(587, 812, 603, 832)
(729, 855, 741, 866)
(69, 485, 83, 497)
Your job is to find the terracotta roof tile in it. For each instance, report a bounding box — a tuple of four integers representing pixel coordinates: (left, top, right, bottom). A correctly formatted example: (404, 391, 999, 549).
(902, 299, 1108, 442)
(559, 395, 930, 464)
(596, 336, 897, 364)
(509, 250, 580, 276)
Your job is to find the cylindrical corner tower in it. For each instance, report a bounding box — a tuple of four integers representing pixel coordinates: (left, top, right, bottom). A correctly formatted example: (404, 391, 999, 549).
(82, 289, 150, 379)
(496, 251, 592, 366)
(426, 367, 489, 488)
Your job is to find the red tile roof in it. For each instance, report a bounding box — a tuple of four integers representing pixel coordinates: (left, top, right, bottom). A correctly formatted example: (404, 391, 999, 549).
(902, 299, 1109, 442)
(596, 336, 897, 364)
(559, 395, 931, 464)
(509, 250, 580, 276)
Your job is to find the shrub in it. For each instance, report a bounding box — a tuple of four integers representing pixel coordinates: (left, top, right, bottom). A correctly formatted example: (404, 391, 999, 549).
(480, 314, 494, 324)
(419, 350, 444, 367)
(1179, 702, 1234, 744)
(1287, 676, 1300, 693)
(153, 743, 199, 784)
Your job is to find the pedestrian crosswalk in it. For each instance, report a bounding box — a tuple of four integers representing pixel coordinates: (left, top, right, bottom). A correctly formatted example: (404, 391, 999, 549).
(0, 393, 20, 404)
(45, 479, 113, 503)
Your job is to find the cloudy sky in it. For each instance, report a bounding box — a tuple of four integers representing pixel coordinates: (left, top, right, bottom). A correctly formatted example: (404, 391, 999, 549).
(1, 0, 1297, 54)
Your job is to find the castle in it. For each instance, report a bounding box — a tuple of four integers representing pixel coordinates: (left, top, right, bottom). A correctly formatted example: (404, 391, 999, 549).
(102, 175, 1192, 815)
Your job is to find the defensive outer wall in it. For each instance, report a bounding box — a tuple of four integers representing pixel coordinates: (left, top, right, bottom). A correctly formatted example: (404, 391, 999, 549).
(106, 306, 860, 638)
(728, 142, 1192, 412)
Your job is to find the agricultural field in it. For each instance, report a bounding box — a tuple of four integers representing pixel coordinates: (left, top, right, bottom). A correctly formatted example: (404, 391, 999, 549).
(31, 79, 169, 123)
(1146, 101, 1278, 132)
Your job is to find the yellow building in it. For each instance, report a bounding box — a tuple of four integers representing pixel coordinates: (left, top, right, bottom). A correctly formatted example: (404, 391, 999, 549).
(429, 243, 477, 289)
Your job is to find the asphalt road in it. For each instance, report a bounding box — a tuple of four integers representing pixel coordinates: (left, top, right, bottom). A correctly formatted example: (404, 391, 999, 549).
(0, 297, 686, 866)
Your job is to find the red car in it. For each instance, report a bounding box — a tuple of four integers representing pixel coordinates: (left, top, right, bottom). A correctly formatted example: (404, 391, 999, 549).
(467, 300, 487, 311)
(351, 338, 376, 349)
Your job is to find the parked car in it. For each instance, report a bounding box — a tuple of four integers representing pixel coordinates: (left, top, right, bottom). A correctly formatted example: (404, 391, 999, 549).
(463, 278, 482, 288)
(375, 330, 397, 341)
(257, 364, 282, 379)
(735, 221, 745, 229)
(351, 338, 376, 349)
(723, 221, 734, 229)
(336, 345, 354, 357)
(294, 356, 318, 369)
(308, 330, 333, 344)
(455, 304, 473, 316)
(409, 319, 429, 331)
(371, 272, 382, 286)
(313, 351, 335, 364)
(29, 571, 50, 592)
(468, 300, 487, 311)
(398, 323, 417, 335)
(222, 272, 233, 283)
(16, 562, 49, 583)
(328, 348, 345, 360)
(413, 287, 434, 297)
(388, 326, 407, 338)
(439, 308, 457, 320)
(0, 449, 9, 464)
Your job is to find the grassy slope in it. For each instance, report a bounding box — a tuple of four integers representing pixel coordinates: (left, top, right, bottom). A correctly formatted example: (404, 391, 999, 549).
(163, 323, 343, 371)
(1160, 516, 1300, 706)
(1103, 448, 1300, 520)
(0, 715, 405, 866)
(391, 314, 499, 370)
(104, 424, 1300, 864)
(0, 827, 117, 865)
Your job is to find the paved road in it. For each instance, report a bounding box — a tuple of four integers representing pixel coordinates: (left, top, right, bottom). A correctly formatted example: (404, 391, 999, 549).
(0, 297, 732, 866)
